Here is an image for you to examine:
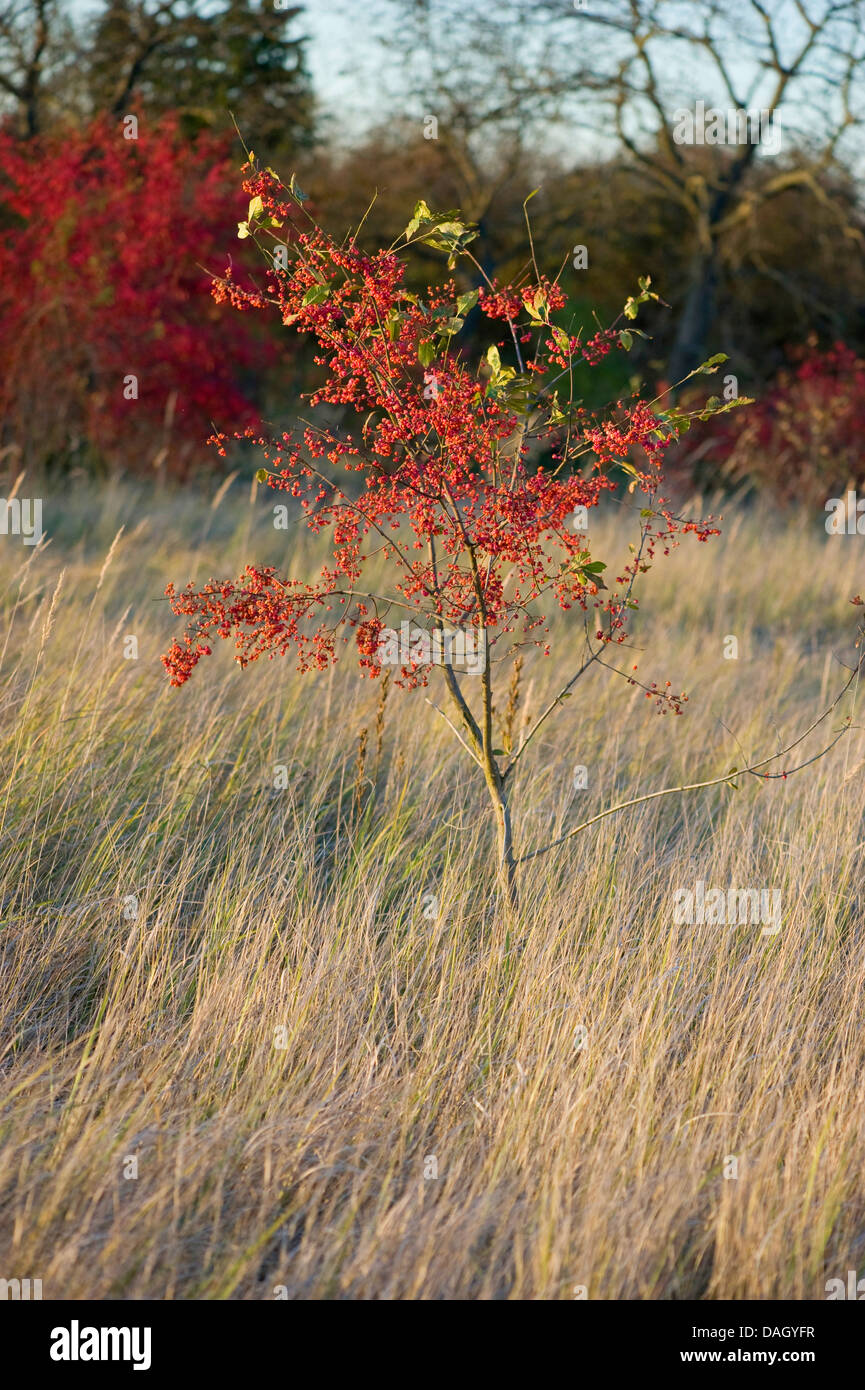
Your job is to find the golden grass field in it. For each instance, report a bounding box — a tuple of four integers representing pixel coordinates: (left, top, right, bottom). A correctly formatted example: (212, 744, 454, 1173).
(1, 474, 864, 1299)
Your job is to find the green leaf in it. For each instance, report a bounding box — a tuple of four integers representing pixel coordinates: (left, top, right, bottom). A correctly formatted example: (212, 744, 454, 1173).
(456, 288, 479, 317)
(486, 345, 502, 374)
(255, 468, 268, 483)
(237, 221, 250, 239)
(503, 388, 535, 416)
(425, 221, 479, 257)
(697, 352, 729, 374)
(547, 390, 566, 425)
(619, 329, 633, 350)
(247, 194, 264, 223)
(418, 340, 436, 367)
(430, 220, 466, 239)
(623, 298, 638, 320)
(288, 173, 308, 202)
(302, 284, 330, 306)
(404, 199, 433, 240)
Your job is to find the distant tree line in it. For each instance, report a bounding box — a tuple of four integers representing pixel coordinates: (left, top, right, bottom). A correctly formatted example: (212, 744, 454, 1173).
(1, 0, 864, 488)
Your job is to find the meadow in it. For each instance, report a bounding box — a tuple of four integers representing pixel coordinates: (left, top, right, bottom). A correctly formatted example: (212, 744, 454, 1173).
(1, 475, 863, 1299)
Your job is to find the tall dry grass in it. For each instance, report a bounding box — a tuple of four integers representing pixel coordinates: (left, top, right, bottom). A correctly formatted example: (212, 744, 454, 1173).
(0, 477, 863, 1299)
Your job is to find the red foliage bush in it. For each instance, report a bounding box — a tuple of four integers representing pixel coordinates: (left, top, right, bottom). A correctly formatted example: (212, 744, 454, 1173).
(677, 340, 865, 503)
(0, 115, 272, 475)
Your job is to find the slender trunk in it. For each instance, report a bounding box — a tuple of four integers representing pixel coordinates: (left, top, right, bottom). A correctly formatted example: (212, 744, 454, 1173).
(497, 797, 518, 913)
(483, 761, 518, 914)
(434, 537, 519, 916)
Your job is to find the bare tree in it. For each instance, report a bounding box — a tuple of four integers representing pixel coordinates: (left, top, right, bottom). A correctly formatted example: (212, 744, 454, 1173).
(0, 0, 77, 134)
(365, 0, 865, 381)
(0, 1, 313, 154)
(531, 0, 865, 381)
(361, 0, 570, 280)
(85, 0, 313, 154)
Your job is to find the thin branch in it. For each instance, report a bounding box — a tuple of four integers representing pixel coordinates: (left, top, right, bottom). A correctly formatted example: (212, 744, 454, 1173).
(517, 640, 864, 865)
(425, 697, 483, 767)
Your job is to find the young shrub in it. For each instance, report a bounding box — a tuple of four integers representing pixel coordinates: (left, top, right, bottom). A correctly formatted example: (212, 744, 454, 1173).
(163, 162, 860, 906)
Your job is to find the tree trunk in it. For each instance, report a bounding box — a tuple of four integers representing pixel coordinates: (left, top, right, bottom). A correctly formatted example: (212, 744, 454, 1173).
(667, 246, 719, 387)
(485, 772, 518, 914)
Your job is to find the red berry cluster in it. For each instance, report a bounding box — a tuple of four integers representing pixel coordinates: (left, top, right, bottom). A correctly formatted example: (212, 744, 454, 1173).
(164, 166, 719, 698)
